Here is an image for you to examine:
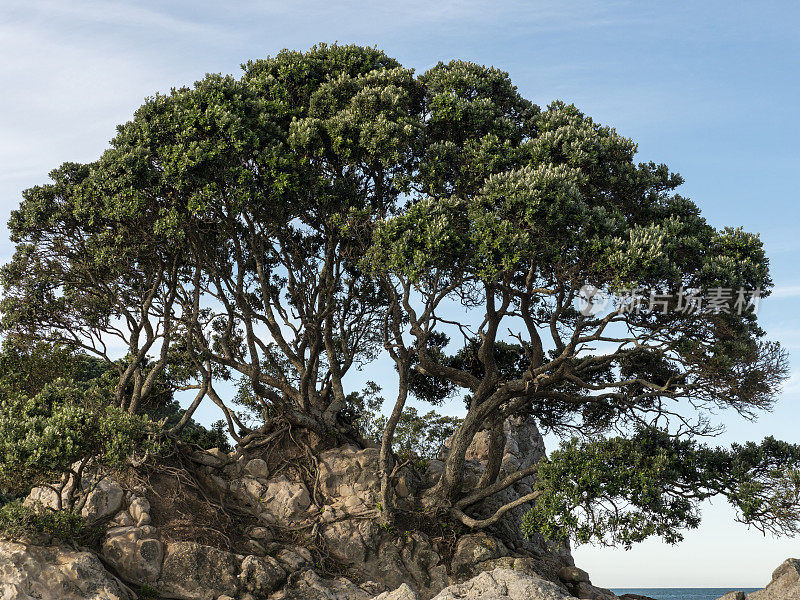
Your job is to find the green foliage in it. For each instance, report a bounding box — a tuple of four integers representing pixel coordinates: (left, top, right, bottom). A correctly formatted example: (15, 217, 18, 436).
(0, 342, 161, 496)
(152, 400, 232, 452)
(0, 380, 160, 494)
(375, 407, 462, 461)
(522, 429, 800, 548)
(0, 43, 793, 548)
(0, 500, 88, 543)
(346, 383, 462, 460)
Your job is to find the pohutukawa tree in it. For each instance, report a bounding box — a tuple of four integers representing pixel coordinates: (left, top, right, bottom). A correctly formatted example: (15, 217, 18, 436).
(3, 43, 798, 547)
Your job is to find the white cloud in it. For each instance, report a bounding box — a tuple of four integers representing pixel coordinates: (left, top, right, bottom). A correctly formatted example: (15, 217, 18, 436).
(771, 285, 800, 299)
(2, 0, 229, 37)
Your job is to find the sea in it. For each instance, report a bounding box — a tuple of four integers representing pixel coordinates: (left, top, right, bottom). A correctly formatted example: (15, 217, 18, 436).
(611, 589, 759, 600)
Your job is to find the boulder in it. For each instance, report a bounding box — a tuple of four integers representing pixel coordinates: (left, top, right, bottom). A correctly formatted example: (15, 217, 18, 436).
(101, 525, 163, 586)
(715, 593, 746, 600)
(263, 475, 312, 521)
(430, 568, 574, 600)
(318, 445, 381, 502)
(81, 478, 125, 522)
(24, 476, 124, 523)
(372, 583, 419, 600)
(748, 558, 800, 600)
(0, 540, 135, 600)
(238, 554, 286, 595)
(570, 581, 615, 600)
(127, 496, 151, 526)
(158, 541, 240, 600)
(230, 475, 311, 522)
(244, 458, 269, 479)
(272, 569, 371, 600)
(276, 546, 313, 572)
(191, 447, 229, 467)
(558, 566, 591, 584)
(451, 533, 510, 576)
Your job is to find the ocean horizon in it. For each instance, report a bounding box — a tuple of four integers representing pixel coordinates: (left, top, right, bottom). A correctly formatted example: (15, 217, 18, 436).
(611, 589, 760, 600)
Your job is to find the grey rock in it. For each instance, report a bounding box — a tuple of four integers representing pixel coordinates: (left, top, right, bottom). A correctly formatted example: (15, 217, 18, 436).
(558, 566, 590, 584)
(128, 496, 151, 526)
(159, 541, 240, 600)
(244, 458, 269, 479)
(192, 447, 229, 467)
(231, 475, 311, 522)
(0, 540, 136, 600)
(276, 546, 313, 572)
(715, 593, 746, 600)
(102, 525, 163, 586)
(239, 554, 286, 595)
(451, 533, 510, 576)
(272, 569, 371, 600)
(372, 583, 419, 600)
(431, 568, 574, 600)
(570, 581, 615, 600)
(82, 479, 125, 522)
(748, 558, 800, 600)
(248, 526, 273, 541)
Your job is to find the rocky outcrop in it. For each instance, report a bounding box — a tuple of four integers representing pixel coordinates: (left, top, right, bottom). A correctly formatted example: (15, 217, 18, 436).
(0, 541, 135, 600)
(25, 475, 125, 523)
(716, 593, 746, 600)
(743, 558, 800, 600)
(272, 569, 372, 600)
(556, 566, 615, 600)
(429, 567, 575, 600)
(4, 415, 597, 600)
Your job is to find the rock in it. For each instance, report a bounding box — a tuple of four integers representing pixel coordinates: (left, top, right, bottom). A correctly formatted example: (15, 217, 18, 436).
(23, 486, 62, 511)
(82, 478, 125, 522)
(276, 546, 313, 572)
(249, 526, 272, 540)
(451, 533, 510, 576)
(425, 460, 445, 484)
(230, 477, 267, 508)
(431, 568, 573, 600)
(231, 475, 311, 522)
(24, 476, 124, 524)
(318, 445, 381, 502)
(558, 566, 590, 584)
(272, 569, 371, 600)
(748, 558, 800, 600)
(102, 525, 163, 586)
(244, 458, 269, 479)
(570, 581, 616, 600)
(372, 583, 419, 600)
(112, 510, 135, 527)
(361, 581, 387, 596)
(239, 554, 286, 595)
(159, 541, 240, 600)
(0, 540, 136, 600)
(128, 496, 151, 526)
(192, 447, 229, 467)
(715, 593, 746, 600)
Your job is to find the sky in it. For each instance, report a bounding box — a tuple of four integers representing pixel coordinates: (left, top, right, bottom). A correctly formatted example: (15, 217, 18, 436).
(1, 0, 799, 588)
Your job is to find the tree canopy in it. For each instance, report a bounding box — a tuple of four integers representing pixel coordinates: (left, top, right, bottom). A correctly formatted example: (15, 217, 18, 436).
(2, 43, 797, 547)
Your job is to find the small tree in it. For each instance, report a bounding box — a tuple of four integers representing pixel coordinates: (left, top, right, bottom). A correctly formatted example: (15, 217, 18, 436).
(0, 342, 161, 518)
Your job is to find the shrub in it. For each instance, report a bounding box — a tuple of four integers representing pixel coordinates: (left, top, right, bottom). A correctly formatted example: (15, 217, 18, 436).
(0, 500, 88, 543)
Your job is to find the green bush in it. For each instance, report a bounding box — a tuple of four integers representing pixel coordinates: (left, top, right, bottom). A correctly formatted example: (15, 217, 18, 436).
(0, 378, 161, 498)
(0, 500, 88, 543)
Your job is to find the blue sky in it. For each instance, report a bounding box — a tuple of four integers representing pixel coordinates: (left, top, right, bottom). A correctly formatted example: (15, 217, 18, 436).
(1, 0, 798, 588)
